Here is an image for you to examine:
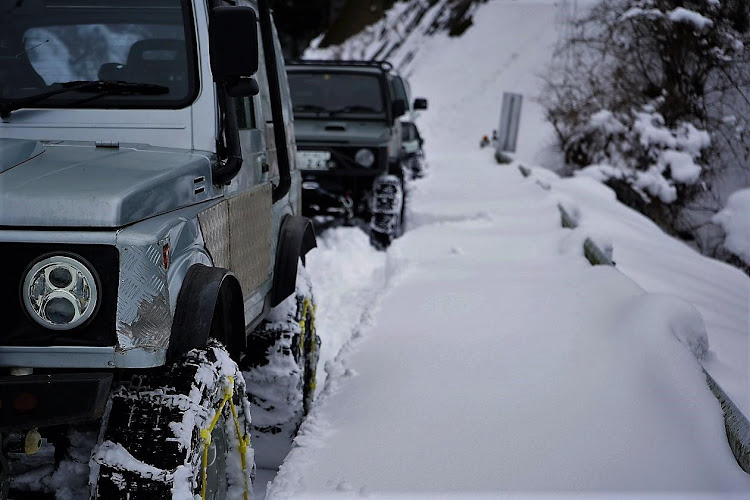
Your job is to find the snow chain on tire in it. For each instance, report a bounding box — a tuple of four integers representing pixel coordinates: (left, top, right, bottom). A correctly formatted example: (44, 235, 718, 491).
(199, 375, 250, 500)
(370, 174, 405, 249)
(89, 340, 254, 499)
(243, 283, 320, 465)
(298, 297, 319, 414)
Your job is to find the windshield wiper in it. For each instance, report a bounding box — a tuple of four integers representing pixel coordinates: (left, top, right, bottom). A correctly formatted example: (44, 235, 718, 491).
(0, 80, 169, 119)
(329, 105, 379, 116)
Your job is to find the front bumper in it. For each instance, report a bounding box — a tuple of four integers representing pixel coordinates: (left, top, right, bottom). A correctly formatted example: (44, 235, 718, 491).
(0, 372, 112, 432)
(0, 346, 165, 369)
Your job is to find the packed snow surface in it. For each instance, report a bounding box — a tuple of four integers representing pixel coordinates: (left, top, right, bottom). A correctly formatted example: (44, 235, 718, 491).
(270, 149, 750, 496)
(267, 0, 750, 496)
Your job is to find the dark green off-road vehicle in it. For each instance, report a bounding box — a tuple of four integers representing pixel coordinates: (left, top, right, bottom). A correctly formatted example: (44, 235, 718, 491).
(286, 60, 408, 248)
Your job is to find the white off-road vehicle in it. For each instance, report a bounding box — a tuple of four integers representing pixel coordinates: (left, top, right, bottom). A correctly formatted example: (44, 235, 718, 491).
(0, 0, 317, 497)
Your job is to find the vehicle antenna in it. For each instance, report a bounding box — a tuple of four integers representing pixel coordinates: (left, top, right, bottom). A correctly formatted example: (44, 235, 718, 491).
(16, 39, 49, 59)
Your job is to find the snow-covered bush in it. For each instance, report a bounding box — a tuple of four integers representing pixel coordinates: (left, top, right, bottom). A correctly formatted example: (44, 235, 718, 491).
(713, 189, 750, 267)
(541, 0, 750, 252)
(572, 103, 710, 205)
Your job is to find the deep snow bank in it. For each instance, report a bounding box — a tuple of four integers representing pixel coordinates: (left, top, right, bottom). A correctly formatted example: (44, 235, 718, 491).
(535, 170, 750, 417)
(269, 151, 750, 496)
(306, 228, 390, 393)
(268, 0, 750, 495)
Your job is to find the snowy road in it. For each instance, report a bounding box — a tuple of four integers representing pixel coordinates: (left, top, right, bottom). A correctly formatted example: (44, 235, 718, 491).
(265, 152, 750, 497)
(261, 0, 750, 495)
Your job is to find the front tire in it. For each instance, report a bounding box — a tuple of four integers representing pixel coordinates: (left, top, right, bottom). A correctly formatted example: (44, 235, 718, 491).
(90, 340, 254, 499)
(369, 173, 406, 249)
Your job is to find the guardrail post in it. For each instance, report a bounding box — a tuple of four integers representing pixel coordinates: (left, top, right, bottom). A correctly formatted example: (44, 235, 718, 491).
(557, 204, 614, 266)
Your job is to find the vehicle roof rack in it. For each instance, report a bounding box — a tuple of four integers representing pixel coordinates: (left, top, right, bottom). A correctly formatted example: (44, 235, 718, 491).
(286, 59, 394, 71)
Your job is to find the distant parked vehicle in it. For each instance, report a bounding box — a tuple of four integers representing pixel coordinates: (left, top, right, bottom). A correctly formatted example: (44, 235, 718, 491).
(389, 71, 428, 178)
(287, 60, 408, 249)
(401, 120, 425, 178)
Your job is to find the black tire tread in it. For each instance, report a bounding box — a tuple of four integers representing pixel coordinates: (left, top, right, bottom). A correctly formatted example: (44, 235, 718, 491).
(91, 341, 252, 499)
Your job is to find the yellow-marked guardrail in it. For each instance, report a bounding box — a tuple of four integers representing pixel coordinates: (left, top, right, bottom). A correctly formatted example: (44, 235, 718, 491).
(518, 163, 750, 474)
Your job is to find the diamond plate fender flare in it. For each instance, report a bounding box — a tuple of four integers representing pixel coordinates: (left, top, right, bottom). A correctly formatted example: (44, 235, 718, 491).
(166, 264, 245, 362)
(271, 215, 317, 307)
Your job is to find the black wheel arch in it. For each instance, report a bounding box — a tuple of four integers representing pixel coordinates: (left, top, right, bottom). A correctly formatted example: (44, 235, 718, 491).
(271, 215, 317, 307)
(167, 264, 245, 363)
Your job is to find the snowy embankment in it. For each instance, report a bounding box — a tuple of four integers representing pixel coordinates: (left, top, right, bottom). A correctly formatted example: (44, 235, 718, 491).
(271, 150, 750, 496)
(265, 0, 750, 496)
(549, 170, 750, 418)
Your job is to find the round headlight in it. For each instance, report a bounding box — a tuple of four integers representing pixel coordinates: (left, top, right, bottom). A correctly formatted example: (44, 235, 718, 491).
(22, 255, 99, 330)
(354, 148, 375, 168)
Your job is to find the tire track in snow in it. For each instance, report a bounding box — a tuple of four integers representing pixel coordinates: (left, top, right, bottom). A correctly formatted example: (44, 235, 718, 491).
(255, 226, 395, 498)
(306, 227, 393, 395)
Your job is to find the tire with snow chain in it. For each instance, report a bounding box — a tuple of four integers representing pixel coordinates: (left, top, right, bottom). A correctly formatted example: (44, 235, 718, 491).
(89, 340, 254, 500)
(369, 173, 406, 249)
(242, 264, 320, 468)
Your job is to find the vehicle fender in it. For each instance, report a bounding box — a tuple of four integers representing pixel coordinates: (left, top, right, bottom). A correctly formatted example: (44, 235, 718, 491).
(271, 215, 317, 307)
(167, 264, 245, 362)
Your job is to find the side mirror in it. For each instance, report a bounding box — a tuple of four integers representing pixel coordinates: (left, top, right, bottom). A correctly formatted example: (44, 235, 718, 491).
(392, 99, 406, 119)
(413, 97, 428, 110)
(209, 7, 259, 83)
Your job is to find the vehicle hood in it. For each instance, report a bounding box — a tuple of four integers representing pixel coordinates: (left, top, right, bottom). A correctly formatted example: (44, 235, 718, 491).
(0, 139, 213, 227)
(294, 119, 391, 146)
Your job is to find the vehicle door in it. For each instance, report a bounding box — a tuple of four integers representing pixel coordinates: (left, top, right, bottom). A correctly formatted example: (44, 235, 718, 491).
(220, 4, 275, 319)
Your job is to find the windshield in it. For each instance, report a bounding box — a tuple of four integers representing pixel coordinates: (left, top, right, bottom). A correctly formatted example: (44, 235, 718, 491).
(0, 0, 197, 110)
(288, 71, 385, 117)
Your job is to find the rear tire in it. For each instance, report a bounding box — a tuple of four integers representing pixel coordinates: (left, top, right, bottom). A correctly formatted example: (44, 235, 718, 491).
(90, 340, 254, 499)
(242, 264, 319, 468)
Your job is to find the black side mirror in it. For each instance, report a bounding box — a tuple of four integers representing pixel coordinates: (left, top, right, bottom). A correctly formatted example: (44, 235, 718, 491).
(209, 7, 259, 83)
(392, 99, 406, 119)
(413, 97, 428, 110)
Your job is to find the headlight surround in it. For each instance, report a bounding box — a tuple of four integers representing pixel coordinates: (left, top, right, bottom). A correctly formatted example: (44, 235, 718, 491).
(22, 255, 99, 330)
(354, 148, 375, 168)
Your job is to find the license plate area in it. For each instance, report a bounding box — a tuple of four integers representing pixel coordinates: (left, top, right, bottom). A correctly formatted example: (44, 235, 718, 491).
(297, 150, 332, 170)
